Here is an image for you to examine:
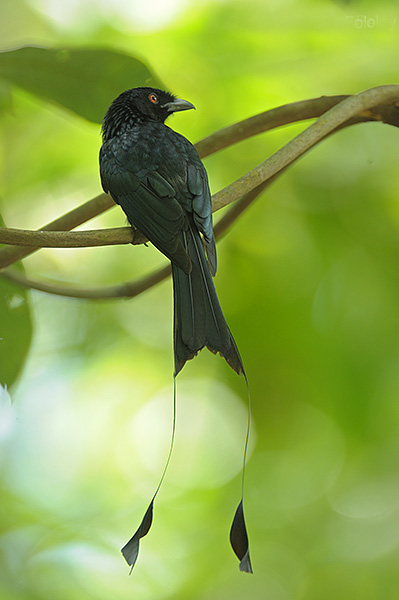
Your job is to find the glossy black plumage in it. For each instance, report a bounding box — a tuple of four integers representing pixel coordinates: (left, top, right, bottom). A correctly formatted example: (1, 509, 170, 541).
(99, 87, 243, 376)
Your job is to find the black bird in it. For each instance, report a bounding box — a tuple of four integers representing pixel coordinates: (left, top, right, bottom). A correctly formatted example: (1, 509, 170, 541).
(99, 87, 251, 574)
(99, 87, 244, 377)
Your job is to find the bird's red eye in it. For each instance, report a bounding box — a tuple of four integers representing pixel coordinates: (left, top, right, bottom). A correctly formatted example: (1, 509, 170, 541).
(149, 93, 158, 104)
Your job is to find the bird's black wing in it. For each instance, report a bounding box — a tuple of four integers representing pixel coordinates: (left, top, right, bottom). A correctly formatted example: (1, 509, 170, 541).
(100, 122, 216, 275)
(100, 144, 190, 272)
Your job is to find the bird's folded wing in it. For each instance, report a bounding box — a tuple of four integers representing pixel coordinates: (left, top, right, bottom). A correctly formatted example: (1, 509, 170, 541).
(101, 158, 192, 273)
(187, 164, 216, 276)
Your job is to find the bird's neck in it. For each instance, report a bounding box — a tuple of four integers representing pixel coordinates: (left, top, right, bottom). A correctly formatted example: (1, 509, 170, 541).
(102, 105, 144, 141)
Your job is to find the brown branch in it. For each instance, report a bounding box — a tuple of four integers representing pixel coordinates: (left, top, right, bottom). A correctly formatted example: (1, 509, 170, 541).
(0, 226, 145, 247)
(1, 85, 398, 301)
(196, 93, 399, 156)
(0, 193, 114, 268)
(1, 88, 397, 270)
(212, 85, 399, 211)
(2, 181, 271, 299)
(2, 263, 172, 300)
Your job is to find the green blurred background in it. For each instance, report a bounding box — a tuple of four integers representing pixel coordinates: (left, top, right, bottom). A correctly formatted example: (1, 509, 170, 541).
(1, 0, 399, 598)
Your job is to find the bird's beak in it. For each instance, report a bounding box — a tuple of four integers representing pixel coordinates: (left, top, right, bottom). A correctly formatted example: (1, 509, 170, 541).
(163, 98, 196, 113)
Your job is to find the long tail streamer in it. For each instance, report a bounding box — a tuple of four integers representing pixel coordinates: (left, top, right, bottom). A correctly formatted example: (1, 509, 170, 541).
(121, 371, 252, 574)
(230, 372, 252, 573)
(121, 377, 177, 572)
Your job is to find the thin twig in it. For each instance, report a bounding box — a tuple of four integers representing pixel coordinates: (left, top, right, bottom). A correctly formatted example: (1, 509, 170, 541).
(2, 264, 172, 300)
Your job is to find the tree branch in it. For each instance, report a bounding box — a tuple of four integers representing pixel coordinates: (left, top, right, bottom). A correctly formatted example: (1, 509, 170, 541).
(2, 181, 271, 299)
(0, 226, 144, 248)
(1, 88, 397, 270)
(1, 85, 398, 301)
(195, 92, 399, 157)
(2, 263, 172, 300)
(0, 193, 114, 268)
(212, 85, 399, 211)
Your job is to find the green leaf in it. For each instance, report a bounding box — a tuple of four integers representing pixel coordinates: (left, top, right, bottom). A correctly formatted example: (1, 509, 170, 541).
(0, 79, 12, 114)
(0, 274, 32, 388)
(0, 46, 164, 123)
(0, 215, 33, 388)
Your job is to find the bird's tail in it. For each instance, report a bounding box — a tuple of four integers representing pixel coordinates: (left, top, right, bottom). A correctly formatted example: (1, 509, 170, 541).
(172, 222, 244, 376)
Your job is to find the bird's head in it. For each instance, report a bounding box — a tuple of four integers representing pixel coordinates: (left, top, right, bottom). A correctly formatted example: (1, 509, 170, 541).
(102, 87, 195, 140)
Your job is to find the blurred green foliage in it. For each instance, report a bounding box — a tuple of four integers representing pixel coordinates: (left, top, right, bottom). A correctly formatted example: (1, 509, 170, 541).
(0, 47, 163, 122)
(0, 279, 32, 388)
(1, 0, 399, 599)
(0, 219, 33, 388)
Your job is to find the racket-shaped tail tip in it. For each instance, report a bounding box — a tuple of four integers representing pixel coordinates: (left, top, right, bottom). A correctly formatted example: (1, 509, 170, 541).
(121, 499, 154, 572)
(230, 500, 253, 574)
